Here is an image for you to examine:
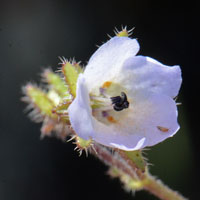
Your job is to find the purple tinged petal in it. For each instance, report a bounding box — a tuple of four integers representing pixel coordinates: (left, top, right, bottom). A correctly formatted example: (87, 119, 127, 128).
(83, 36, 140, 93)
(68, 36, 182, 151)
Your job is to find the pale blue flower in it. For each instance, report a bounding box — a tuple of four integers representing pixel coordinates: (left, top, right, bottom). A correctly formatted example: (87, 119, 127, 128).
(68, 36, 182, 151)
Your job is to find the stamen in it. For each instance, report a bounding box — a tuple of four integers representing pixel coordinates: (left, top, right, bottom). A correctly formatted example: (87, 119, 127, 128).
(91, 96, 111, 104)
(90, 95, 113, 110)
(111, 92, 129, 111)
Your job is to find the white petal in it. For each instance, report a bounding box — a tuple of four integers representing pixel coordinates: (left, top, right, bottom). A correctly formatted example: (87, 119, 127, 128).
(92, 93, 179, 150)
(68, 74, 94, 140)
(68, 74, 179, 151)
(117, 55, 182, 98)
(83, 36, 140, 93)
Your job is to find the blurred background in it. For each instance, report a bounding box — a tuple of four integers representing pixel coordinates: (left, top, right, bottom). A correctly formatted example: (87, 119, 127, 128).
(0, 0, 199, 199)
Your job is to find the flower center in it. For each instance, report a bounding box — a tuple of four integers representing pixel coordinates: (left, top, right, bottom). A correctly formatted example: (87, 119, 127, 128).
(90, 81, 130, 125)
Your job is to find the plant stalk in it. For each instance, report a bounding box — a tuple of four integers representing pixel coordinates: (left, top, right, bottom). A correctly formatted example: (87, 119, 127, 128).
(144, 174, 188, 200)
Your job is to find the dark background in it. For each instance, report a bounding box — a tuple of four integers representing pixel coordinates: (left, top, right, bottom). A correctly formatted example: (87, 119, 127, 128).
(0, 0, 199, 200)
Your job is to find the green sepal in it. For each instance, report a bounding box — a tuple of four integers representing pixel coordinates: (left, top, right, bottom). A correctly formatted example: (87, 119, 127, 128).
(47, 90, 61, 106)
(52, 101, 70, 115)
(43, 69, 70, 98)
(26, 85, 57, 119)
(76, 136, 92, 149)
(52, 101, 71, 123)
(108, 167, 148, 191)
(62, 62, 82, 98)
(123, 150, 146, 172)
(116, 29, 129, 37)
(74, 62, 84, 74)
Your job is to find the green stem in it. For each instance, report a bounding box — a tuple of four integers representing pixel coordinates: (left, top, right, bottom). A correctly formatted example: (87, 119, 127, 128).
(144, 174, 188, 200)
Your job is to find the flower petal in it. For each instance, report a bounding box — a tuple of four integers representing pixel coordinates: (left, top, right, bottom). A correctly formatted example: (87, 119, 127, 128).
(83, 36, 140, 93)
(117, 55, 182, 98)
(68, 74, 94, 140)
(68, 75, 179, 151)
(92, 93, 179, 150)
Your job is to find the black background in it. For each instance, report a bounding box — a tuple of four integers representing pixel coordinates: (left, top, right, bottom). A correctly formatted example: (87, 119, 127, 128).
(0, 0, 199, 200)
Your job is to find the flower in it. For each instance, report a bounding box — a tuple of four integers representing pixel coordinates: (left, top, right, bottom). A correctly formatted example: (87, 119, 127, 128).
(68, 35, 182, 151)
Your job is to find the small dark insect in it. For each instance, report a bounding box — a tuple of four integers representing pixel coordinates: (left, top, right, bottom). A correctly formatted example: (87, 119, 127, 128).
(110, 92, 129, 111)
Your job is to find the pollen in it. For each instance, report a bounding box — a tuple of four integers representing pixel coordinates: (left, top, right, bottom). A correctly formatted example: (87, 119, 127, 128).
(107, 116, 117, 123)
(157, 126, 169, 133)
(102, 81, 112, 88)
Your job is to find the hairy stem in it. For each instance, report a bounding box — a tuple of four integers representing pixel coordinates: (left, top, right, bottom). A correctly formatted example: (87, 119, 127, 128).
(91, 143, 187, 200)
(144, 174, 188, 200)
(91, 143, 138, 179)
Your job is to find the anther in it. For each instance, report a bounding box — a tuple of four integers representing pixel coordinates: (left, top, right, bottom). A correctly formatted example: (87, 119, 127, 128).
(110, 92, 129, 111)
